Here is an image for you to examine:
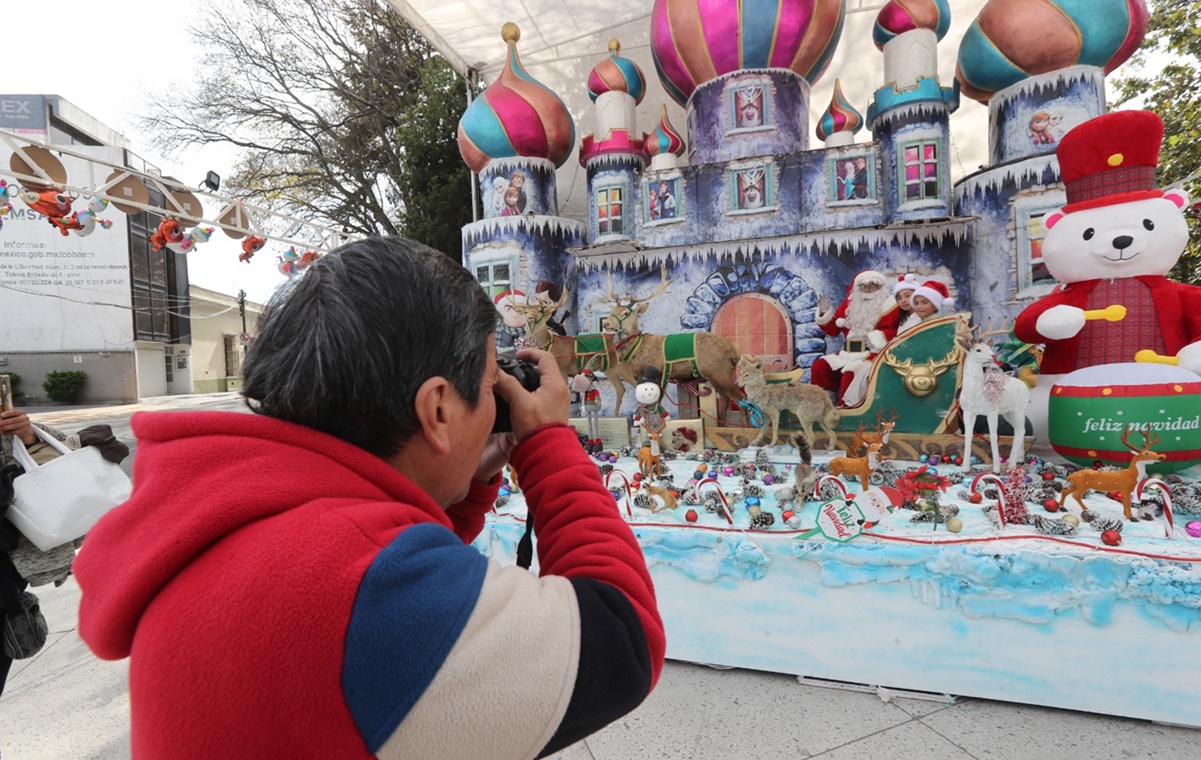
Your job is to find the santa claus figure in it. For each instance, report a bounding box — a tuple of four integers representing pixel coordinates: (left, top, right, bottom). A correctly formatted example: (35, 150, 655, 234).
(812, 270, 901, 406)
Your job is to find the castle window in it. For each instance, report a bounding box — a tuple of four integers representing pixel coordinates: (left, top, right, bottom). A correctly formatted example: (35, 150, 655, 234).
(900, 141, 940, 202)
(727, 164, 776, 214)
(644, 176, 683, 224)
(727, 81, 773, 133)
(473, 254, 519, 300)
(596, 183, 625, 238)
(1016, 206, 1058, 291)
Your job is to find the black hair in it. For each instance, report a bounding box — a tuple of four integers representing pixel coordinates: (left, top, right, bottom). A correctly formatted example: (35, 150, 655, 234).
(241, 237, 497, 458)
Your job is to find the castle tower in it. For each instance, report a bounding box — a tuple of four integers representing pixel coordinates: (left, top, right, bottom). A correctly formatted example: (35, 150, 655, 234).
(457, 23, 585, 343)
(867, 0, 959, 222)
(816, 80, 864, 149)
(650, 0, 845, 165)
(956, 0, 1149, 165)
(580, 39, 647, 244)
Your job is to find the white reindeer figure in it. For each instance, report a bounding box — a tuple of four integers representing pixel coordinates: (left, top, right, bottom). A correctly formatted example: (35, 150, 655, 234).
(959, 343, 1029, 473)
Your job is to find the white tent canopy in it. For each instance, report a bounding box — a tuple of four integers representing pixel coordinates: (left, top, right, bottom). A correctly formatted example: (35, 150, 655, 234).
(385, 1, 991, 223)
(389, 0, 892, 80)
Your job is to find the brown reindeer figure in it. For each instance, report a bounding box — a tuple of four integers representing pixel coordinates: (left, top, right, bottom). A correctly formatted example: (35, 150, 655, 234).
(1059, 425, 1165, 521)
(508, 288, 620, 403)
(829, 422, 888, 491)
(736, 354, 839, 448)
(638, 431, 662, 479)
(601, 267, 744, 414)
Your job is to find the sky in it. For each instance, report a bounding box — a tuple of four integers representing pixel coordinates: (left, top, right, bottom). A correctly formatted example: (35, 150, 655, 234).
(4, 1, 287, 305)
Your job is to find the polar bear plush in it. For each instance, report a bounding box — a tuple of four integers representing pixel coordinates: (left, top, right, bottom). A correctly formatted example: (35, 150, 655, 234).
(1015, 110, 1201, 378)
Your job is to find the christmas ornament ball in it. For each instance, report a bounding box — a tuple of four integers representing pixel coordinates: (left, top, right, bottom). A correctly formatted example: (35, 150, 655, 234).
(1186, 521, 1201, 538)
(1101, 529, 1122, 546)
(1043, 499, 1060, 512)
(945, 516, 963, 533)
(685, 509, 699, 523)
(1062, 514, 1080, 528)
(969, 492, 983, 504)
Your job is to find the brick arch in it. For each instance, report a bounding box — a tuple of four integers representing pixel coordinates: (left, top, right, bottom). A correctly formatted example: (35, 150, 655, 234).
(680, 263, 827, 378)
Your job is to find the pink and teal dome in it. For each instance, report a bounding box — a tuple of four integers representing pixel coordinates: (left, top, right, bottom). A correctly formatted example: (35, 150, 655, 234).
(872, 0, 952, 50)
(815, 80, 863, 142)
(457, 23, 576, 173)
(644, 106, 686, 158)
(956, 0, 1149, 104)
(650, 0, 846, 106)
(588, 39, 647, 104)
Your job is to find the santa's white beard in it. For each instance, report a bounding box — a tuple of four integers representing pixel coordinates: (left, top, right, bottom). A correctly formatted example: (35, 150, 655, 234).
(844, 288, 891, 337)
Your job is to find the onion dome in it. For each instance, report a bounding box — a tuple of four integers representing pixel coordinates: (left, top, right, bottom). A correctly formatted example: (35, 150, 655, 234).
(650, 0, 846, 106)
(588, 39, 647, 104)
(643, 105, 686, 159)
(873, 0, 952, 50)
(956, 0, 1149, 104)
(816, 80, 863, 142)
(457, 23, 577, 172)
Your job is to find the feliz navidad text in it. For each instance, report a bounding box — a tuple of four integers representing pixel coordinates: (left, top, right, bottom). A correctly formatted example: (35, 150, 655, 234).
(1082, 416, 1200, 434)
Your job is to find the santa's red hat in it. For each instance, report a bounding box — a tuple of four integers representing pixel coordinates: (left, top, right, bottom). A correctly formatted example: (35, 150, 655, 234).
(893, 273, 919, 296)
(912, 279, 953, 310)
(1058, 110, 1163, 214)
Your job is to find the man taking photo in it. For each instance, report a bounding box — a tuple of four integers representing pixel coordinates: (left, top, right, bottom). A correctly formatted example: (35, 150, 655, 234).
(76, 237, 665, 759)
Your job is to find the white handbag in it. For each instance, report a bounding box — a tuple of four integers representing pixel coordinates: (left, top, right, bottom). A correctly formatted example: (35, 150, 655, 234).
(7, 427, 132, 551)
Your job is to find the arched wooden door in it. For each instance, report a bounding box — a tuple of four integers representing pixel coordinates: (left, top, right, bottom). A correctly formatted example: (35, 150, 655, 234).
(711, 293, 793, 370)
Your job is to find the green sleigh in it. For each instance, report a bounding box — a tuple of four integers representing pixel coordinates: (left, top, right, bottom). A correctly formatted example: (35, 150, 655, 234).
(709, 315, 972, 455)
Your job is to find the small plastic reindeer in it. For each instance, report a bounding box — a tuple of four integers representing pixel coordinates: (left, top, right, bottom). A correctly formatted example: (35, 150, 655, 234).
(829, 420, 889, 491)
(1059, 425, 1165, 521)
(638, 431, 662, 479)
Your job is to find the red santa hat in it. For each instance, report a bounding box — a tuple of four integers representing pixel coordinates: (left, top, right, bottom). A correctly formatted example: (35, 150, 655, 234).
(893, 273, 919, 296)
(1057, 110, 1163, 214)
(912, 279, 953, 310)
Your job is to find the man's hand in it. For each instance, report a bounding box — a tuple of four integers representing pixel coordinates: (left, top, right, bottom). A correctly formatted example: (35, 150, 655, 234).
(816, 294, 832, 314)
(0, 409, 37, 445)
(494, 348, 571, 440)
(474, 433, 516, 483)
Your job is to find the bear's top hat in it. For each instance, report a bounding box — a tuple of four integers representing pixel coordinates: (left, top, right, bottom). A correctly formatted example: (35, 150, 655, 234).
(1058, 110, 1163, 214)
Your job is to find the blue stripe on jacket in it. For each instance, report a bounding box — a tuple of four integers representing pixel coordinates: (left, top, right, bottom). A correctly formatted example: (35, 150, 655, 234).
(342, 523, 487, 752)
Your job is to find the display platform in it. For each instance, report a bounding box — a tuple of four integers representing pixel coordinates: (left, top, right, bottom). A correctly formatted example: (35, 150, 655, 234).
(475, 448, 1201, 727)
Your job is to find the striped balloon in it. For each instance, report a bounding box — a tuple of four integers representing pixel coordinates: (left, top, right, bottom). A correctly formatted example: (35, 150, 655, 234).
(815, 80, 863, 142)
(872, 0, 952, 50)
(588, 40, 647, 104)
(650, 0, 846, 106)
(644, 105, 686, 158)
(457, 25, 577, 173)
(956, 0, 1149, 104)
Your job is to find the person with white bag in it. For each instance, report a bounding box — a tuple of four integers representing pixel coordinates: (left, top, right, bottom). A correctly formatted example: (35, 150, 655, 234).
(0, 407, 69, 697)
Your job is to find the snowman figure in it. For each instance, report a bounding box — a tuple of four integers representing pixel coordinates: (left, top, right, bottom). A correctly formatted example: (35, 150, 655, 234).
(633, 366, 669, 447)
(1014, 110, 1201, 435)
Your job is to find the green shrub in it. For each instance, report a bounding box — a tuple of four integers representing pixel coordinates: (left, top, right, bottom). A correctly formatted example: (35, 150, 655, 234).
(43, 371, 88, 404)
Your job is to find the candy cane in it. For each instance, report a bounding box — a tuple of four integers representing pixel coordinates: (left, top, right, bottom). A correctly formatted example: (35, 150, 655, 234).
(694, 480, 734, 525)
(971, 472, 1008, 528)
(1136, 478, 1175, 539)
(814, 474, 849, 499)
(605, 470, 633, 518)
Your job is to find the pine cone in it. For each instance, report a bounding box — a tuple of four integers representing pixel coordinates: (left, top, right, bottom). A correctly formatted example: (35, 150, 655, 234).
(1030, 514, 1077, 536)
(749, 511, 775, 530)
(1081, 510, 1124, 533)
(743, 484, 764, 498)
(633, 493, 652, 510)
(494, 495, 510, 508)
(599, 464, 614, 476)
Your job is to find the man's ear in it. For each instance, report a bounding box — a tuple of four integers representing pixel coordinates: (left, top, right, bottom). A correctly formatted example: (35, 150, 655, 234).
(412, 376, 454, 455)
